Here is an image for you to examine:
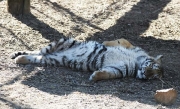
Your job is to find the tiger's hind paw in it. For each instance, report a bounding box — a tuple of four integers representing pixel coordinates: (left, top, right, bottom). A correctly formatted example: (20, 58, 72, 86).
(10, 51, 26, 59)
(14, 55, 30, 64)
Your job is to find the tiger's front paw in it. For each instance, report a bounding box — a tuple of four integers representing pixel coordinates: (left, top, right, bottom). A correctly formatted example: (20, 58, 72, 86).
(89, 71, 109, 81)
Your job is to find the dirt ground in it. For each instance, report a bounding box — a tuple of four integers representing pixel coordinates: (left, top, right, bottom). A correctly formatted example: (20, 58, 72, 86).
(0, 0, 180, 108)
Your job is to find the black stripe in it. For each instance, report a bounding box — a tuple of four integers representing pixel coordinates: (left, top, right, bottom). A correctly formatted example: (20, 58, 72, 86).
(52, 59, 57, 66)
(54, 59, 60, 66)
(125, 64, 128, 77)
(92, 45, 107, 70)
(48, 43, 52, 49)
(34, 58, 37, 63)
(22, 52, 27, 55)
(79, 46, 84, 50)
(11, 52, 19, 59)
(140, 58, 153, 67)
(100, 54, 105, 68)
(18, 52, 22, 55)
(52, 53, 57, 56)
(12, 52, 27, 59)
(63, 38, 67, 41)
(49, 58, 55, 66)
(146, 58, 153, 62)
(134, 63, 138, 77)
(49, 44, 53, 53)
(44, 58, 48, 66)
(57, 38, 66, 49)
(137, 55, 147, 61)
(73, 60, 77, 69)
(60, 48, 64, 51)
(67, 60, 73, 68)
(86, 43, 98, 71)
(40, 58, 42, 64)
(46, 48, 49, 54)
(62, 56, 67, 66)
(77, 51, 87, 57)
(68, 40, 76, 48)
(78, 62, 83, 71)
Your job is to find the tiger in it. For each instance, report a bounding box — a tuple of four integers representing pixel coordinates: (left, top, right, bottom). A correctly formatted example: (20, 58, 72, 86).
(11, 38, 164, 81)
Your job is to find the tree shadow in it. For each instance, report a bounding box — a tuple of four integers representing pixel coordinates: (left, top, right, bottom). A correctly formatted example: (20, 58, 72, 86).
(11, 0, 105, 42)
(45, 0, 104, 31)
(12, 13, 65, 42)
(9, 0, 180, 107)
(87, 0, 173, 42)
(0, 97, 31, 109)
(0, 24, 32, 50)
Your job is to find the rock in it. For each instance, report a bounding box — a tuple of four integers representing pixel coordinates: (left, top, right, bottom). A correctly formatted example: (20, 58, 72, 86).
(154, 88, 177, 105)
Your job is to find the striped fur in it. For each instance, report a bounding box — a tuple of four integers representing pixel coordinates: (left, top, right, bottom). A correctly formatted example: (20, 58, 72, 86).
(11, 38, 164, 81)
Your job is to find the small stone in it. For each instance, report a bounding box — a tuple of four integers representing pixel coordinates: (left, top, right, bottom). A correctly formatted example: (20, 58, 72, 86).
(154, 88, 177, 105)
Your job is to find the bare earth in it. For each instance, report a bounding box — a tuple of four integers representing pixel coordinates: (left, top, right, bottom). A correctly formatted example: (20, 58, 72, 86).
(0, 0, 180, 108)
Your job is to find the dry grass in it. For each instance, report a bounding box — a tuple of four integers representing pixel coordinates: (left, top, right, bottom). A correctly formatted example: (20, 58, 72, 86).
(0, 0, 180, 108)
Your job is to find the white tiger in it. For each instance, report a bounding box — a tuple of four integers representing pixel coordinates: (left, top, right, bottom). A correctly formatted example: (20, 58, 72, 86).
(11, 38, 163, 81)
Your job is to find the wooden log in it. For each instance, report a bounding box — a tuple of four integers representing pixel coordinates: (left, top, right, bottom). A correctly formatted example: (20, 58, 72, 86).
(7, 0, 30, 15)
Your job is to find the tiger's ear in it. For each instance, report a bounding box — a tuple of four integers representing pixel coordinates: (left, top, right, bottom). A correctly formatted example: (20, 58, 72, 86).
(155, 55, 163, 64)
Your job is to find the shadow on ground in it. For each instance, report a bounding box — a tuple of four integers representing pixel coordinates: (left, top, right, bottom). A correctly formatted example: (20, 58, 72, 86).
(13, 13, 65, 42)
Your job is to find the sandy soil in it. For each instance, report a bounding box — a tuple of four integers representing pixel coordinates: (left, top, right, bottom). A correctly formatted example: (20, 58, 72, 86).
(0, 0, 180, 108)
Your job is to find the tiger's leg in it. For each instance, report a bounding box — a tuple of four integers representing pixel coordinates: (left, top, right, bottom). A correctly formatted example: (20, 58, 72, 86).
(39, 38, 80, 54)
(11, 38, 80, 59)
(103, 38, 134, 49)
(14, 54, 57, 65)
(89, 66, 124, 81)
(11, 39, 62, 59)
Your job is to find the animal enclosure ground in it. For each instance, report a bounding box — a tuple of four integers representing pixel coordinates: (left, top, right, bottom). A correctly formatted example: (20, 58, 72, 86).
(0, 0, 180, 108)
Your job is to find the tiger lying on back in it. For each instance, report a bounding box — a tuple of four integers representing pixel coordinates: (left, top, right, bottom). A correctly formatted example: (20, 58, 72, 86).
(11, 38, 163, 81)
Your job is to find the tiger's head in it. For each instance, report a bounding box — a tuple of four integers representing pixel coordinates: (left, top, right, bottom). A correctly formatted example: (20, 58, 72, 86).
(136, 55, 163, 79)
